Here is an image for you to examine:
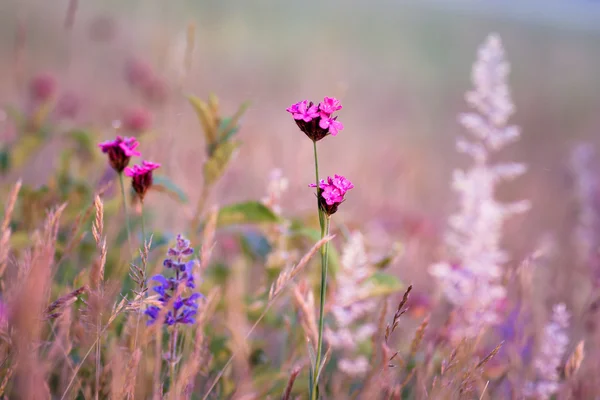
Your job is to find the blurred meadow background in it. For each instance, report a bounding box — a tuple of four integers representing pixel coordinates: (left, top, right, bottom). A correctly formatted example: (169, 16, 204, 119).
(1, 0, 600, 398)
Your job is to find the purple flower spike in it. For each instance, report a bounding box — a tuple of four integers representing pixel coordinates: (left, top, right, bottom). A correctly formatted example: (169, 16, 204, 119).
(145, 234, 203, 327)
(98, 136, 141, 173)
(286, 97, 343, 141)
(309, 174, 354, 215)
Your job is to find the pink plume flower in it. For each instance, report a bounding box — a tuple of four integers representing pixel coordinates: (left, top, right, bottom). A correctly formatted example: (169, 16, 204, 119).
(309, 174, 354, 215)
(286, 97, 344, 141)
(98, 136, 141, 173)
(125, 160, 161, 200)
(319, 97, 342, 116)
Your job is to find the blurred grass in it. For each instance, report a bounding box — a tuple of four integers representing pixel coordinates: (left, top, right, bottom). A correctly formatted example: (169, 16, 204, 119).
(1, 0, 599, 291)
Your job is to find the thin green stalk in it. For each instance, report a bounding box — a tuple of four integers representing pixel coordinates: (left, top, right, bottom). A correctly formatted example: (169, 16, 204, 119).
(190, 184, 210, 239)
(118, 172, 133, 254)
(169, 327, 179, 399)
(312, 217, 330, 400)
(313, 141, 324, 234)
(140, 200, 146, 246)
(310, 140, 329, 399)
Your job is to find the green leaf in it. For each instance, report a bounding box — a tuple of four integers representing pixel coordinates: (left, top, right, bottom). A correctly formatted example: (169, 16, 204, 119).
(187, 94, 218, 145)
(217, 201, 280, 227)
(240, 231, 272, 260)
(0, 148, 10, 174)
(203, 140, 240, 186)
(151, 175, 189, 203)
(364, 272, 404, 298)
(67, 129, 97, 157)
(218, 101, 250, 142)
(373, 242, 404, 270)
(11, 136, 45, 169)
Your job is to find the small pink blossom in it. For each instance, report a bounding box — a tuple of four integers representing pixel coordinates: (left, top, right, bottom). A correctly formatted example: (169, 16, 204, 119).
(122, 107, 152, 134)
(98, 136, 141, 172)
(55, 91, 80, 120)
(319, 97, 342, 115)
(125, 160, 160, 177)
(319, 116, 344, 136)
(99, 136, 141, 158)
(286, 100, 319, 122)
(309, 174, 354, 215)
(29, 73, 57, 103)
(125, 57, 154, 88)
(125, 160, 161, 200)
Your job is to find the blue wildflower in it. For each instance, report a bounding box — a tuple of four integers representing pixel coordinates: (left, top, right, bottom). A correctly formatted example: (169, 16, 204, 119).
(145, 234, 204, 326)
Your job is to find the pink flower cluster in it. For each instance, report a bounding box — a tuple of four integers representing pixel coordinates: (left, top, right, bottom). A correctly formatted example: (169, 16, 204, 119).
(99, 134, 160, 200)
(310, 174, 354, 215)
(286, 97, 344, 141)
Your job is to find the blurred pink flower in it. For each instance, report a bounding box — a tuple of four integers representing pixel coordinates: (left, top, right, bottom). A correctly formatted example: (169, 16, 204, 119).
(55, 91, 80, 120)
(29, 72, 57, 103)
(98, 136, 141, 173)
(286, 100, 319, 122)
(142, 78, 168, 105)
(122, 107, 152, 134)
(319, 96, 342, 115)
(125, 58, 169, 105)
(125, 58, 154, 88)
(310, 174, 354, 215)
(125, 160, 161, 200)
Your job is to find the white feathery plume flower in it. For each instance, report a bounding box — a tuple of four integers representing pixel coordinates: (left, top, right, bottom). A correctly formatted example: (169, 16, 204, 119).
(261, 168, 289, 215)
(429, 34, 530, 341)
(525, 303, 570, 399)
(325, 231, 378, 377)
(569, 143, 600, 281)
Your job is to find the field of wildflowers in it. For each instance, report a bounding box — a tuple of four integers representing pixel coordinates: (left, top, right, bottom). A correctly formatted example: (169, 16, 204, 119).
(1, 1, 600, 399)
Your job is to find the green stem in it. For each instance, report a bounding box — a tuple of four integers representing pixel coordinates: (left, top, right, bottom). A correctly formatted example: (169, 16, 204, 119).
(118, 172, 133, 254)
(312, 217, 330, 400)
(313, 141, 324, 235)
(311, 140, 329, 400)
(140, 200, 146, 246)
(169, 327, 179, 398)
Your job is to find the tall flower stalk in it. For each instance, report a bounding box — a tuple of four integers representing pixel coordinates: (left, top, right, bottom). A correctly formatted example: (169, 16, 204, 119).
(429, 34, 530, 341)
(145, 234, 202, 393)
(125, 160, 161, 245)
(98, 135, 140, 251)
(287, 97, 353, 399)
(118, 172, 132, 251)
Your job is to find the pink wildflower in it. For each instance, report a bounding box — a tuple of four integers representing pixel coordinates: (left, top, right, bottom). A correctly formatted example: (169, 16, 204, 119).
(319, 116, 344, 136)
(98, 136, 141, 173)
(309, 174, 354, 215)
(286, 100, 319, 122)
(55, 91, 80, 120)
(125, 57, 154, 89)
(122, 107, 152, 134)
(319, 96, 342, 115)
(29, 72, 57, 103)
(125, 160, 160, 200)
(287, 97, 344, 141)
